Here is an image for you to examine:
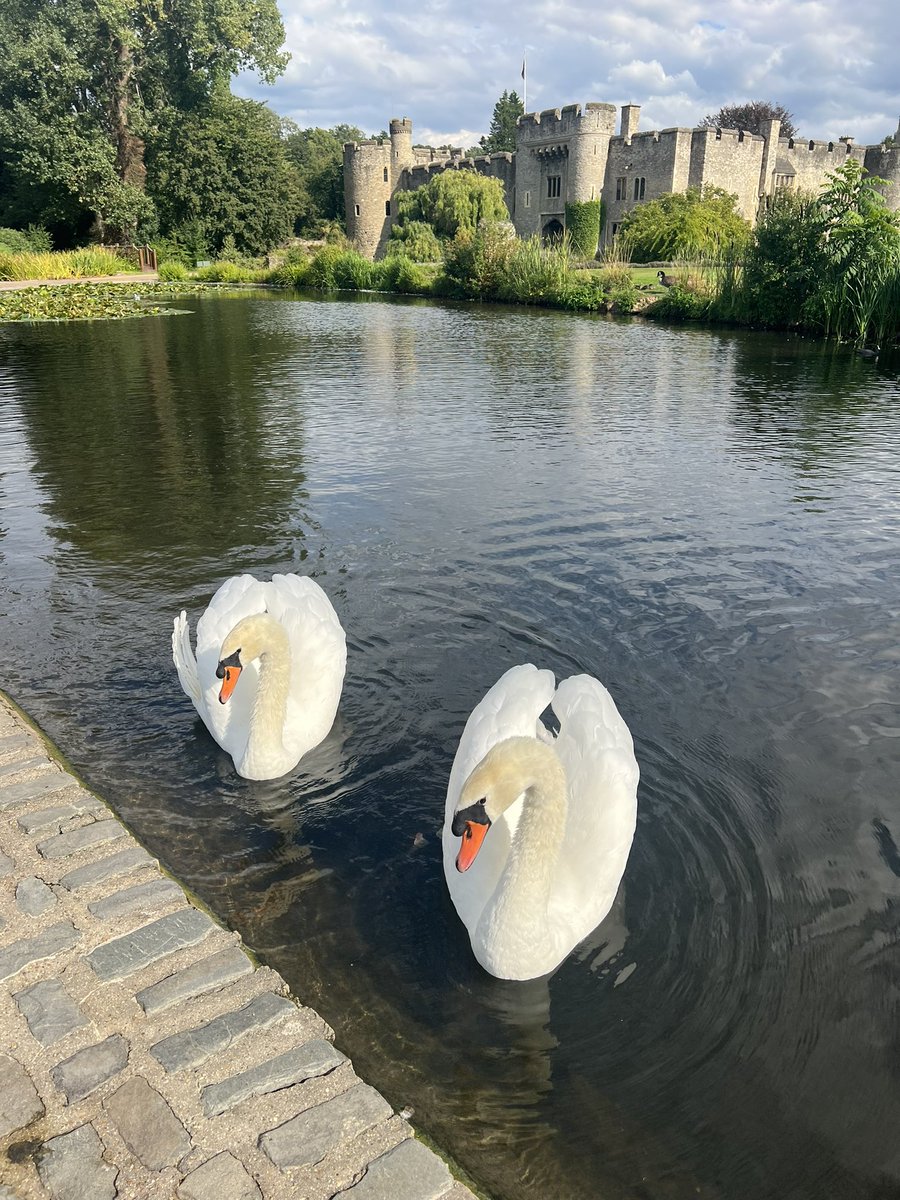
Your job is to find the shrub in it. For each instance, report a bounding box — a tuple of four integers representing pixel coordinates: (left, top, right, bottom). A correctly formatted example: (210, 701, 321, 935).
(304, 244, 348, 288)
(193, 261, 251, 282)
(565, 200, 602, 260)
(396, 170, 509, 239)
(646, 282, 709, 321)
(554, 274, 608, 311)
(377, 255, 432, 294)
(333, 251, 375, 289)
(0, 228, 35, 254)
(385, 220, 443, 262)
(269, 258, 311, 287)
(440, 223, 514, 299)
(608, 282, 640, 314)
(497, 236, 572, 305)
(158, 260, 190, 281)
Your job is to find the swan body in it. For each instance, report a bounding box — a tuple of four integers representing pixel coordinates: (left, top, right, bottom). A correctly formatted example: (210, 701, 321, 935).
(172, 573, 346, 780)
(443, 664, 639, 980)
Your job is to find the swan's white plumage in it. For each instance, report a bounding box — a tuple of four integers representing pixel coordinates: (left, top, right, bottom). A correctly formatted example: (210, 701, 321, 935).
(172, 573, 346, 779)
(443, 664, 639, 979)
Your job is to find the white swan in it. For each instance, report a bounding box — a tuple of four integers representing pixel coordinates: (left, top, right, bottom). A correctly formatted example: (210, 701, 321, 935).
(172, 573, 346, 780)
(443, 664, 639, 980)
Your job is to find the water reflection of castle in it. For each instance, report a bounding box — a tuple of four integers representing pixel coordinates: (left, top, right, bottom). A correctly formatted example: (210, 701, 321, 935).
(344, 105, 900, 259)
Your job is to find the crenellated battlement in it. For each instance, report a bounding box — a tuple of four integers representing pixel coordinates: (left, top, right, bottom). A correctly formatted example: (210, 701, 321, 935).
(518, 101, 616, 142)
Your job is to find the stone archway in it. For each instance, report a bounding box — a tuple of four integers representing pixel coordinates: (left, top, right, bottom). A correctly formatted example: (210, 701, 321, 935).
(542, 218, 564, 244)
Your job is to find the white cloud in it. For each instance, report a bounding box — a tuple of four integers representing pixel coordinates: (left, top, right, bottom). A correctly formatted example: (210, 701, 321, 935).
(235, 0, 900, 147)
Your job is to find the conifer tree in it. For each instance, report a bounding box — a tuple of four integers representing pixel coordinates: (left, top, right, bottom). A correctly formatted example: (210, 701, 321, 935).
(479, 91, 524, 154)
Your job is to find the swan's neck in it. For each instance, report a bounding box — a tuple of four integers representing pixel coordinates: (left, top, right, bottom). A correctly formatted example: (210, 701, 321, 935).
(243, 618, 292, 773)
(486, 746, 568, 957)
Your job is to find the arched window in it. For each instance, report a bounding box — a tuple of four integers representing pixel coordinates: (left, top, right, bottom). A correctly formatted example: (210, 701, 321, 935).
(383, 167, 388, 182)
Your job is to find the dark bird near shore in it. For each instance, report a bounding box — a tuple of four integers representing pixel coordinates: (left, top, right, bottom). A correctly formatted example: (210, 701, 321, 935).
(657, 270, 678, 288)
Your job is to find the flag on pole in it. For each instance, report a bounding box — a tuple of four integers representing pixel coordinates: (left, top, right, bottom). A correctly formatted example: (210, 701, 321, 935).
(521, 57, 526, 80)
(521, 54, 527, 113)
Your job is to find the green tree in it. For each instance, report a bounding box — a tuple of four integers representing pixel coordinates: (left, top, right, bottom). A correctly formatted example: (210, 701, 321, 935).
(479, 91, 524, 154)
(813, 157, 900, 342)
(282, 123, 364, 231)
(737, 190, 823, 327)
(0, 0, 287, 241)
(146, 96, 301, 256)
(699, 100, 798, 140)
(619, 187, 751, 261)
(395, 170, 509, 239)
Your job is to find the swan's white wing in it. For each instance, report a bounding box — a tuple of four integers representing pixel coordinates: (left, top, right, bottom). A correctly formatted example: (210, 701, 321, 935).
(264, 574, 346, 759)
(549, 674, 639, 939)
(193, 574, 269, 760)
(172, 611, 214, 734)
(443, 664, 556, 933)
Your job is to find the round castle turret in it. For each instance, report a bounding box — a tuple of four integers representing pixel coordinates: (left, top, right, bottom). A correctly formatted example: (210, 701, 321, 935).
(344, 117, 416, 259)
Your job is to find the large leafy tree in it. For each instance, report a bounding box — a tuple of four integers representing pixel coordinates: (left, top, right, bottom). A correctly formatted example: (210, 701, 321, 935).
(282, 123, 365, 231)
(699, 100, 798, 140)
(619, 186, 751, 261)
(146, 96, 301, 256)
(396, 170, 509, 239)
(0, 0, 287, 241)
(479, 90, 524, 154)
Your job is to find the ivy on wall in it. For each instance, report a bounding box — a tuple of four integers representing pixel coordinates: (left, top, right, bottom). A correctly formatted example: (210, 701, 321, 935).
(565, 199, 602, 259)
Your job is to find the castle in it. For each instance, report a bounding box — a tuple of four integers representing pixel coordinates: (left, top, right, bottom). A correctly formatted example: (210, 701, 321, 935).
(343, 103, 900, 259)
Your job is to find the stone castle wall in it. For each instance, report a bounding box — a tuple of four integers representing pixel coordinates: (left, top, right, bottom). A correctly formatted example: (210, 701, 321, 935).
(344, 103, 900, 259)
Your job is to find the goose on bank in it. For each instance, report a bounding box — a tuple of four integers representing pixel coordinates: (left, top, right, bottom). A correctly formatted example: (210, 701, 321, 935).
(172, 573, 346, 780)
(443, 664, 639, 980)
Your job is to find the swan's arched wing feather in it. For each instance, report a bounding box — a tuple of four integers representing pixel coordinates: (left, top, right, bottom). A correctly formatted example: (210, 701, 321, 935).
(443, 664, 556, 932)
(265, 575, 346, 759)
(549, 674, 639, 929)
(194, 574, 268, 759)
(172, 611, 214, 733)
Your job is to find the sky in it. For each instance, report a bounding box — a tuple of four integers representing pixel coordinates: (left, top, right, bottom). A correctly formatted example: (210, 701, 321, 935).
(234, 0, 900, 149)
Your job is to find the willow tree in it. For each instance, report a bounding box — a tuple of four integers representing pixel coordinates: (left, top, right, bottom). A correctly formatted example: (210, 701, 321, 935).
(0, 0, 288, 241)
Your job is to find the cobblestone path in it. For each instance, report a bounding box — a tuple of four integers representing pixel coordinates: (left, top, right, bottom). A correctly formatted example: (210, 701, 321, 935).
(0, 694, 477, 1200)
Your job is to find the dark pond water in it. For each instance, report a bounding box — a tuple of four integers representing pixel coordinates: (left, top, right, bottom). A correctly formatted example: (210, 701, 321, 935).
(1, 292, 899, 1200)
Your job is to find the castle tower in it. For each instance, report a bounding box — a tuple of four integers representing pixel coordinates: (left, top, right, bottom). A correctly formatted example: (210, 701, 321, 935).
(344, 117, 416, 259)
(515, 103, 616, 243)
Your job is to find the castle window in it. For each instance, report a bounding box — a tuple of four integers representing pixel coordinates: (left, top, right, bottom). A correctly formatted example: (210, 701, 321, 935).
(355, 204, 360, 216)
(524, 190, 531, 208)
(612, 223, 619, 237)
(774, 174, 793, 191)
(615, 177, 626, 201)
(385, 200, 391, 216)
(547, 175, 561, 199)
(633, 176, 645, 200)
(383, 167, 388, 182)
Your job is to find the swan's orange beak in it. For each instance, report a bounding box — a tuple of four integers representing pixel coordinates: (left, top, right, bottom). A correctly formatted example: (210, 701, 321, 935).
(218, 665, 241, 704)
(456, 820, 489, 872)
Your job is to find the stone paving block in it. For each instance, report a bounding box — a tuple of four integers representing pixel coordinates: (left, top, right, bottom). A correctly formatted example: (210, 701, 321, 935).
(104, 1076, 191, 1169)
(51, 1034, 129, 1102)
(336, 1137, 452, 1200)
(177, 1151, 262, 1200)
(16, 875, 57, 916)
(37, 818, 125, 860)
(0, 848, 13, 878)
(0, 732, 30, 755)
(18, 795, 104, 834)
(136, 945, 253, 1014)
(59, 844, 154, 890)
(87, 908, 216, 982)
(150, 990, 295, 1074)
(202, 1038, 346, 1117)
(0, 753, 49, 778)
(88, 876, 183, 921)
(0, 920, 79, 982)
(260, 1082, 392, 1169)
(0, 771, 73, 810)
(0, 1053, 45, 1138)
(15, 978, 89, 1045)
(37, 1122, 119, 1200)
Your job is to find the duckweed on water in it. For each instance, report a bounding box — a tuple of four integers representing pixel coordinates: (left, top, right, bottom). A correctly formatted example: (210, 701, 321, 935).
(0, 281, 213, 323)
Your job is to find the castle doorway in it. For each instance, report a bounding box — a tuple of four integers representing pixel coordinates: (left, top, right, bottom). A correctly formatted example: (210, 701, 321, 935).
(542, 218, 564, 243)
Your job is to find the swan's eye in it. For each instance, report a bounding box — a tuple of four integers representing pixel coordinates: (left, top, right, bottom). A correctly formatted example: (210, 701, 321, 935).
(477, 797, 486, 806)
